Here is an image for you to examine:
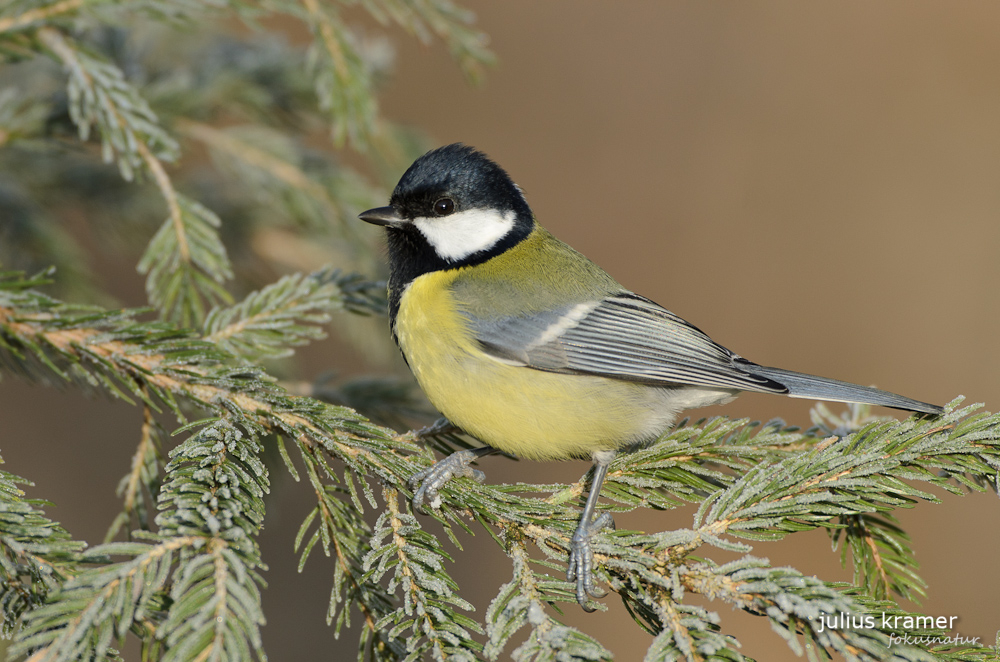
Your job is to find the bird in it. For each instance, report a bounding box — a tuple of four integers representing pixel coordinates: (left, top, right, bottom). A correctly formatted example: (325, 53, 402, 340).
(358, 143, 943, 610)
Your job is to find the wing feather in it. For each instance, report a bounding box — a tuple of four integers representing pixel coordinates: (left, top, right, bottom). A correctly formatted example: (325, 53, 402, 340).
(470, 292, 787, 393)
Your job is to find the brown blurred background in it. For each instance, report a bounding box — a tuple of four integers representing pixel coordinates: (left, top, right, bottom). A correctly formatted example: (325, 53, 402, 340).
(2, 1, 1000, 659)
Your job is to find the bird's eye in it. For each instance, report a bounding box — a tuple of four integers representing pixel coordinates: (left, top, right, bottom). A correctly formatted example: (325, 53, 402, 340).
(433, 198, 455, 216)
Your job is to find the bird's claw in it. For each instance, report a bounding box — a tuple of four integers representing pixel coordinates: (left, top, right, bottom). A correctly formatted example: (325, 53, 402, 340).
(567, 511, 615, 611)
(409, 449, 486, 513)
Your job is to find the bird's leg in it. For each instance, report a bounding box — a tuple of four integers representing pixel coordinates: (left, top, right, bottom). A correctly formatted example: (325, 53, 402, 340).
(415, 417, 461, 438)
(567, 451, 616, 611)
(409, 446, 498, 512)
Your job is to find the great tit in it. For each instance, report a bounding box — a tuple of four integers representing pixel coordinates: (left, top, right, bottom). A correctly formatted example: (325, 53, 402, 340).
(359, 143, 943, 611)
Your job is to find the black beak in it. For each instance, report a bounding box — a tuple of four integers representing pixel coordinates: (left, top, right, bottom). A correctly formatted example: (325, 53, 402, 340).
(359, 206, 407, 227)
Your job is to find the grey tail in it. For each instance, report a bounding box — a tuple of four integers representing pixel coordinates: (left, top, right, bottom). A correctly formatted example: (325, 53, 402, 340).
(745, 364, 944, 416)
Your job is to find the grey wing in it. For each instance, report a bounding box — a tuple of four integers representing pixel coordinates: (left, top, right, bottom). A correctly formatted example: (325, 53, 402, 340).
(470, 292, 788, 393)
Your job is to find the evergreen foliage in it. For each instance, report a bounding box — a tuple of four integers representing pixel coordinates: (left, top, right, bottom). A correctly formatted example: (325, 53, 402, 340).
(0, 2, 997, 661)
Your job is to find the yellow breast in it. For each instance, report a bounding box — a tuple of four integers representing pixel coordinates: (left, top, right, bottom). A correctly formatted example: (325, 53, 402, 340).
(394, 269, 683, 461)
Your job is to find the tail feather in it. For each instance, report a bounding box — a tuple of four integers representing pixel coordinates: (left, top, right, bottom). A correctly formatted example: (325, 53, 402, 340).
(747, 365, 943, 416)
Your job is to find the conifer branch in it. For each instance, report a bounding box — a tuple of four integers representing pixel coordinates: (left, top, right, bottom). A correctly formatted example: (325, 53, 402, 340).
(300, 0, 377, 148)
(362, 485, 483, 661)
(833, 512, 926, 603)
(203, 269, 381, 361)
(105, 404, 165, 543)
(153, 419, 269, 662)
(362, 0, 495, 83)
(10, 418, 271, 662)
(34, 25, 232, 326)
(292, 441, 402, 657)
(0, 1, 85, 36)
(37, 27, 179, 179)
(137, 194, 234, 328)
(13, 536, 192, 662)
(485, 542, 611, 661)
(176, 119, 339, 216)
(0, 460, 85, 639)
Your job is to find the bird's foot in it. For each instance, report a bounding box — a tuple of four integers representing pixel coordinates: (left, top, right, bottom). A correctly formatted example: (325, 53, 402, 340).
(415, 417, 461, 438)
(567, 511, 616, 611)
(409, 449, 487, 512)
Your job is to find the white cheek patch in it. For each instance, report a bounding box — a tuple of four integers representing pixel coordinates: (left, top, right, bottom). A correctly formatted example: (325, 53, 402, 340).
(413, 208, 517, 261)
